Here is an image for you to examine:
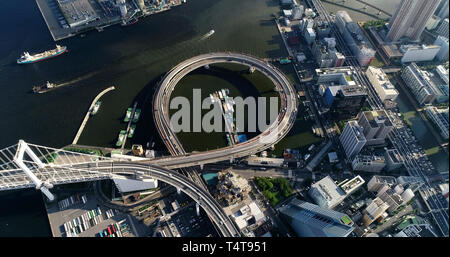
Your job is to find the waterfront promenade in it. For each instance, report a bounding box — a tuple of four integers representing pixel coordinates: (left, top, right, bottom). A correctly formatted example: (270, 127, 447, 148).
(72, 86, 115, 145)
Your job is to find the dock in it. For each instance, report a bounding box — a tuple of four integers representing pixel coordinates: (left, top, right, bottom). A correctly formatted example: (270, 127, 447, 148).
(121, 102, 138, 152)
(72, 86, 115, 145)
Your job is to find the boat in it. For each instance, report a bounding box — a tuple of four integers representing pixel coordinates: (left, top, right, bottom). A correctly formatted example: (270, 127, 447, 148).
(128, 125, 136, 138)
(32, 81, 56, 93)
(116, 130, 127, 147)
(132, 109, 141, 123)
(206, 29, 215, 37)
(91, 101, 101, 116)
(124, 108, 133, 122)
(17, 45, 67, 64)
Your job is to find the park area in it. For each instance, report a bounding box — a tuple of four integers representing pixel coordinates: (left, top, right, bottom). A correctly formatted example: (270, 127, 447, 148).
(254, 177, 294, 207)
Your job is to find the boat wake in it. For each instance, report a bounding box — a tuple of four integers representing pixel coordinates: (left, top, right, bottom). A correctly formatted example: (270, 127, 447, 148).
(199, 30, 215, 41)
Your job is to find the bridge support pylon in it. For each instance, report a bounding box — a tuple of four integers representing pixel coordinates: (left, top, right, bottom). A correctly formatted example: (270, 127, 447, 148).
(177, 188, 181, 194)
(204, 64, 210, 69)
(248, 66, 255, 73)
(199, 164, 204, 170)
(14, 140, 55, 201)
(196, 202, 200, 216)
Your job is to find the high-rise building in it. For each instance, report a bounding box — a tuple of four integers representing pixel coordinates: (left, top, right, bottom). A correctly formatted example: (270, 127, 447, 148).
(362, 197, 390, 227)
(357, 110, 394, 146)
(434, 36, 449, 61)
(378, 187, 404, 213)
(335, 11, 376, 66)
(436, 18, 449, 38)
(292, 5, 304, 20)
(339, 120, 367, 160)
(397, 176, 424, 192)
(387, 0, 441, 42)
(435, 0, 449, 19)
(426, 15, 442, 30)
(278, 198, 355, 237)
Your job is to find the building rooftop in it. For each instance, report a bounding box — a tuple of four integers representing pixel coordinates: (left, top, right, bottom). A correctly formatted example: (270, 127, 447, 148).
(310, 176, 346, 208)
(278, 198, 354, 237)
(340, 175, 365, 194)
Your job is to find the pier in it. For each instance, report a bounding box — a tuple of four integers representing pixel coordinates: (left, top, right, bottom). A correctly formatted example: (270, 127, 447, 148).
(72, 86, 115, 145)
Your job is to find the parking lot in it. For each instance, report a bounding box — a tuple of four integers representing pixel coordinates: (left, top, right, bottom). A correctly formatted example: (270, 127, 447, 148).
(46, 191, 148, 237)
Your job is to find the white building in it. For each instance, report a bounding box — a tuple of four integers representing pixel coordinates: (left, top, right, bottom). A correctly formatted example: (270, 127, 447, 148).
(339, 120, 367, 160)
(366, 66, 399, 102)
(400, 44, 441, 63)
(436, 18, 449, 38)
(424, 106, 449, 139)
(352, 154, 386, 173)
(434, 36, 449, 61)
(309, 175, 365, 209)
(232, 202, 265, 230)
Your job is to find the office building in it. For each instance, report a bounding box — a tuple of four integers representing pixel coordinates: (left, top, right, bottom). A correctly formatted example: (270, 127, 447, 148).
(309, 175, 365, 209)
(397, 176, 424, 192)
(366, 66, 399, 102)
(291, 5, 304, 20)
(436, 65, 449, 84)
(402, 63, 442, 105)
(304, 28, 316, 45)
(436, 18, 449, 38)
(352, 154, 386, 173)
(357, 110, 394, 146)
(426, 15, 442, 30)
(387, 0, 441, 42)
(279, 198, 354, 237)
(340, 120, 367, 160)
(367, 175, 397, 192)
(424, 106, 449, 139)
(434, 36, 449, 61)
(311, 38, 346, 67)
(395, 224, 438, 237)
(335, 11, 376, 66)
(378, 187, 405, 213)
(329, 86, 367, 120)
(384, 149, 404, 171)
(435, 0, 449, 19)
(362, 197, 390, 227)
(400, 44, 441, 63)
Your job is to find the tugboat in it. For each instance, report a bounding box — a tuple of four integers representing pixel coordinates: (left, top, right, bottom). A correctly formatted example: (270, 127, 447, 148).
(32, 81, 56, 93)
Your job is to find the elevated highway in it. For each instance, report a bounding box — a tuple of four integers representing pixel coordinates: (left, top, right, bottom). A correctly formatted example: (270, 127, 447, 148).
(150, 52, 298, 169)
